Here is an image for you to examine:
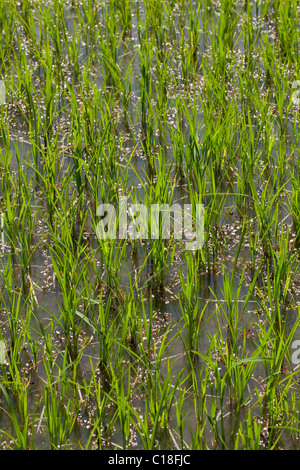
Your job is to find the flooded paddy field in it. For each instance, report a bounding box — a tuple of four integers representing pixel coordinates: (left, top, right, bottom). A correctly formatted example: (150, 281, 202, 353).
(0, 0, 300, 450)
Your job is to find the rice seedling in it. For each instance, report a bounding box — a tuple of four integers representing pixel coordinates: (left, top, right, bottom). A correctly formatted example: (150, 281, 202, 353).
(179, 252, 209, 354)
(0, 382, 35, 450)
